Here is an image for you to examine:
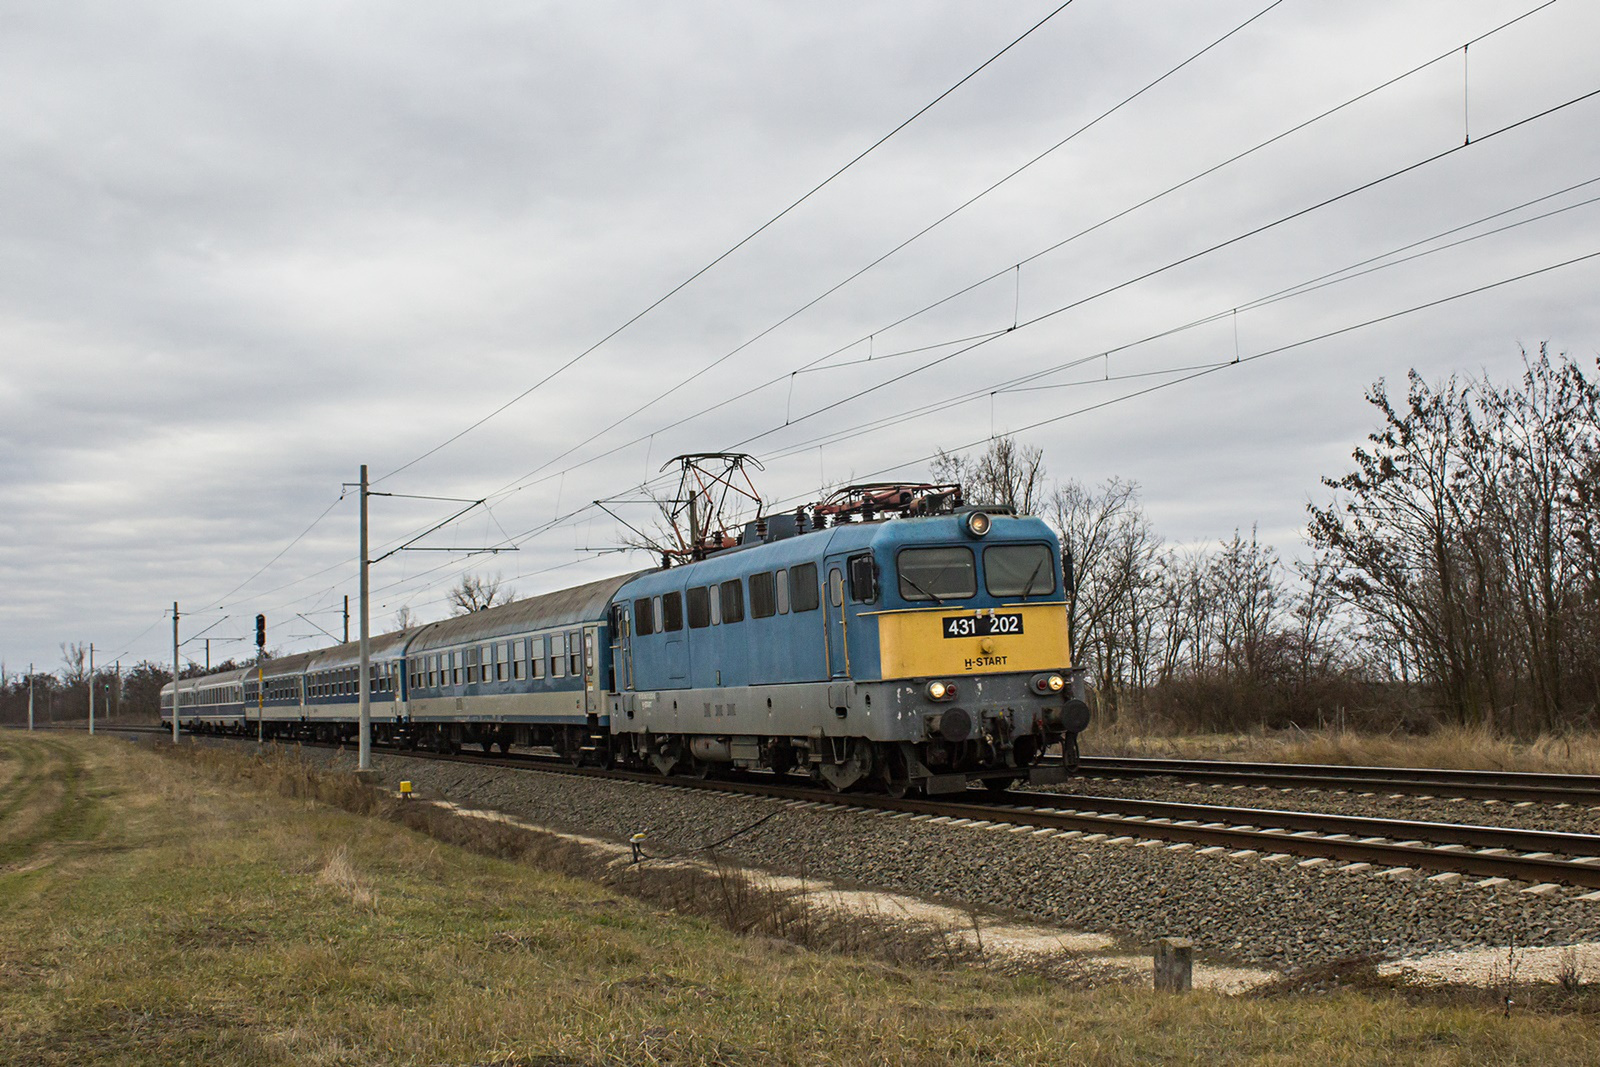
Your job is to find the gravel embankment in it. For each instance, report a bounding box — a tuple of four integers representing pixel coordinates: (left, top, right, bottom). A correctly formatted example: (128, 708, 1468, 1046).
(288, 746, 1600, 971)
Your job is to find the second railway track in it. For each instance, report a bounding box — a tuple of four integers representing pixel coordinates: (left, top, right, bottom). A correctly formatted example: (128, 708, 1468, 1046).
(1074, 755, 1600, 805)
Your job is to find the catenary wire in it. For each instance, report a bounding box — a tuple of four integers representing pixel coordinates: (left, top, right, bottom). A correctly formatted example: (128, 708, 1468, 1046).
(372, 0, 1082, 488)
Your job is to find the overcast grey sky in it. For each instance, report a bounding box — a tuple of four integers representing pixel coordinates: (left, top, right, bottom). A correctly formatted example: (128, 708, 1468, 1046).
(3, 1, 1598, 674)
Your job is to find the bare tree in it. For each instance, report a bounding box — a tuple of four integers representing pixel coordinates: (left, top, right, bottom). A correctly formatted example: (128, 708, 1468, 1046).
(448, 573, 514, 616)
(932, 435, 1047, 516)
(59, 642, 88, 687)
(391, 605, 418, 633)
(1047, 477, 1163, 717)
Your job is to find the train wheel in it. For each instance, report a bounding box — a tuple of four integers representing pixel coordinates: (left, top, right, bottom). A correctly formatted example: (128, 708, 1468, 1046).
(878, 745, 912, 799)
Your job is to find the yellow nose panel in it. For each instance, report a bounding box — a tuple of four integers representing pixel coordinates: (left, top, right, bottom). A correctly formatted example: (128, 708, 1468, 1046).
(875, 604, 1071, 680)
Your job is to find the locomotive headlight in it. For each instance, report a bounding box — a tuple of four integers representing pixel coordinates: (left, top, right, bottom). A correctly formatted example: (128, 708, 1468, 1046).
(926, 680, 957, 702)
(964, 511, 992, 538)
(1031, 672, 1066, 695)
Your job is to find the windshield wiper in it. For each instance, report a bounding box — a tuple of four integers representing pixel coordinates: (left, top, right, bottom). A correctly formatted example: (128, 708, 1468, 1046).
(1018, 558, 1046, 600)
(900, 573, 945, 604)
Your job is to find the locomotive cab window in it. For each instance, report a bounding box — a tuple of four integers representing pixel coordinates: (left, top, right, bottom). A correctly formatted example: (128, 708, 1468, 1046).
(983, 543, 1057, 598)
(897, 546, 977, 602)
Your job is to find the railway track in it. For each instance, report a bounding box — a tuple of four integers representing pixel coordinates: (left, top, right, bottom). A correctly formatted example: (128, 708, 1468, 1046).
(88, 724, 1600, 890)
(1075, 755, 1600, 805)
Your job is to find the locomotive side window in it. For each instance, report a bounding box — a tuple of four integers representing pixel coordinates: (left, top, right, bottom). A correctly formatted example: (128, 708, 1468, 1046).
(847, 553, 878, 603)
(897, 546, 977, 601)
(790, 562, 820, 612)
(653, 596, 664, 633)
(688, 587, 710, 628)
(634, 598, 655, 636)
(720, 579, 745, 624)
(663, 591, 684, 631)
(828, 569, 843, 608)
(775, 569, 790, 614)
(749, 571, 777, 618)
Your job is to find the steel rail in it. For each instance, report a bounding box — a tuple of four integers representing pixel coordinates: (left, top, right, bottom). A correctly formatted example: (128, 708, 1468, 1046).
(1075, 755, 1600, 804)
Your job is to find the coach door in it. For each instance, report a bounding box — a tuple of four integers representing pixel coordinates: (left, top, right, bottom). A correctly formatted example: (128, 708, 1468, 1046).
(584, 625, 602, 714)
(824, 559, 848, 678)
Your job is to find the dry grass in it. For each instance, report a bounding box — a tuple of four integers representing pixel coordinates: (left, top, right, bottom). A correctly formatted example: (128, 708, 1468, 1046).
(7, 729, 1600, 1065)
(1085, 720, 1600, 774)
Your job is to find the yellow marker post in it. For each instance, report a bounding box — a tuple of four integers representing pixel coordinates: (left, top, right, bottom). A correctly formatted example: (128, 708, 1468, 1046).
(399, 780, 413, 800)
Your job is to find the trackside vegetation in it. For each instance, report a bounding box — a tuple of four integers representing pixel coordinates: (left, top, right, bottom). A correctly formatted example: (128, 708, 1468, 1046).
(4, 731, 1600, 1065)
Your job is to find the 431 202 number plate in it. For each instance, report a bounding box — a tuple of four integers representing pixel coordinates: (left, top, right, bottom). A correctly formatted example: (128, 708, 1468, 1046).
(942, 613, 1023, 639)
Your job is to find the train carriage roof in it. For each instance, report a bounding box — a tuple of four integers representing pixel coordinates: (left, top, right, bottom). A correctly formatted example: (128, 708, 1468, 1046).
(406, 572, 648, 653)
(302, 629, 413, 672)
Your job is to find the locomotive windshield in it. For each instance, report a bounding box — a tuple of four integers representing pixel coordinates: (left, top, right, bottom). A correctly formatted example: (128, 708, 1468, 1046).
(983, 543, 1056, 598)
(896, 546, 976, 602)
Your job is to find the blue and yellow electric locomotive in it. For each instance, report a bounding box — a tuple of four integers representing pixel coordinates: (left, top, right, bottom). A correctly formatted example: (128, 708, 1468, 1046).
(609, 499, 1089, 794)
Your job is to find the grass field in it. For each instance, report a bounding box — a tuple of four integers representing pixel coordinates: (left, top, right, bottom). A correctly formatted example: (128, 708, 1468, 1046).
(5, 730, 1600, 1065)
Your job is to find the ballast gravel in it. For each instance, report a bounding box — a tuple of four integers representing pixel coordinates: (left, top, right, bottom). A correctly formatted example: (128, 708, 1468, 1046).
(295, 747, 1600, 972)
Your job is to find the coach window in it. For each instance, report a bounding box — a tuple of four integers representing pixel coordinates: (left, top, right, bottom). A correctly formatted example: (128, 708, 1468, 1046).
(687, 587, 711, 629)
(567, 630, 582, 675)
(532, 637, 546, 680)
(790, 561, 820, 612)
(452, 651, 463, 686)
(720, 579, 745, 624)
(653, 596, 664, 633)
(750, 572, 777, 619)
(776, 569, 790, 614)
(512, 639, 525, 680)
(551, 633, 566, 678)
(663, 591, 684, 632)
(634, 598, 654, 637)
(468, 646, 481, 684)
